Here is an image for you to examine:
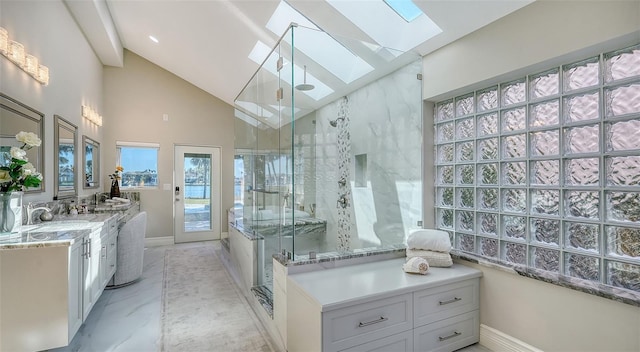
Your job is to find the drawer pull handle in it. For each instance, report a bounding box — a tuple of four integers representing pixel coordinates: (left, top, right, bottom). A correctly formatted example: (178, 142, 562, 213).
(438, 331, 461, 341)
(439, 297, 462, 305)
(358, 316, 388, 327)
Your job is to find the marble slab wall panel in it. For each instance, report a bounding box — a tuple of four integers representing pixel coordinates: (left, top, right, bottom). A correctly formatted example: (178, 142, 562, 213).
(311, 61, 423, 253)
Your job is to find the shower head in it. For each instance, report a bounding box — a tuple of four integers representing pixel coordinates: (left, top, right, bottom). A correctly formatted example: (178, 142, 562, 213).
(296, 83, 315, 91)
(295, 65, 315, 91)
(329, 117, 345, 127)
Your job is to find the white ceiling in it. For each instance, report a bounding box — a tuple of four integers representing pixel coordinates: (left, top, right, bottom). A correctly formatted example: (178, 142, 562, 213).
(67, 0, 534, 106)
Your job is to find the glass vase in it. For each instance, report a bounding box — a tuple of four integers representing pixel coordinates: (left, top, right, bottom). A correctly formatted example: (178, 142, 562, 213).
(0, 191, 23, 236)
(110, 179, 121, 199)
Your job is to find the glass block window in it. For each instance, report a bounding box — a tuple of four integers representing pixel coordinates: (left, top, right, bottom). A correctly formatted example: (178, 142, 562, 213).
(434, 44, 640, 292)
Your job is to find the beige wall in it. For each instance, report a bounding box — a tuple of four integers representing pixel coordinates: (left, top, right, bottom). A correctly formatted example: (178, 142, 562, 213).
(0, 0, 104, 203)
(421, 1, 640, 350)
(465, 261, 640, 351)
(423, 0, 640, 101)
(103, 51, 235, 238)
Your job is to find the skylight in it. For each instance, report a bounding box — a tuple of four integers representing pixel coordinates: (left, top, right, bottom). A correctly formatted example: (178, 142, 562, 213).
(248, 41, 334, 101)
(265, 1, 374, 84)
(384, 0, 423, 22)
(326, 0, 442, 53)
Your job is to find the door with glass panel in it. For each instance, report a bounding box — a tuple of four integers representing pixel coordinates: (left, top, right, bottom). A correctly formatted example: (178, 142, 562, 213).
(174, 146, 221, 243)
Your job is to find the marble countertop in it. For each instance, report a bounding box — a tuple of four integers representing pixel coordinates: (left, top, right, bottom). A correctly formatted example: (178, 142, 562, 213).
(94, 201, 139, 212)
(0, 213, 119, 250)
(451, 250, 640, 308)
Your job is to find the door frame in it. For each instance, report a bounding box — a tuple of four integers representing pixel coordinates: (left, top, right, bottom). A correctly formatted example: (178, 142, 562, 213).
(173, 144, 222, 243)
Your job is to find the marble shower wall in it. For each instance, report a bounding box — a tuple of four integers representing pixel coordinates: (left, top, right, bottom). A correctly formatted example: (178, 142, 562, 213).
(312, 60, 423, 252)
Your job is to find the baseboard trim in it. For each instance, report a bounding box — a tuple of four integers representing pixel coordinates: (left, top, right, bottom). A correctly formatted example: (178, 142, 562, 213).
(144, 236, 174, 247)
(480, 324, 543, 352)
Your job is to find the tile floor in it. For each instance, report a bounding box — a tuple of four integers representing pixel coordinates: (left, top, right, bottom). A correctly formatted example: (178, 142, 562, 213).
(51, 241, 490, 352)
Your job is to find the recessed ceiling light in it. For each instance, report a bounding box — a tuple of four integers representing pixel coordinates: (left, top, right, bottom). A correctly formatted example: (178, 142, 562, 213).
(149, 35, 159, 43)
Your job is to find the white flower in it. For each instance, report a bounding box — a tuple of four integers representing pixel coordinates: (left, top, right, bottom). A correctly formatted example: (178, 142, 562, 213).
(22, 162, 36, 175)
(10, 147, 27, 161)
(16, 131, 41, 148)
(0, 170, 11, 183)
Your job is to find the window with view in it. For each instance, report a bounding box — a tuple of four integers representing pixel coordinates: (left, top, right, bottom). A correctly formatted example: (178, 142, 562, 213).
(433, 43, 640, 293)
(116, 142, 159, 188)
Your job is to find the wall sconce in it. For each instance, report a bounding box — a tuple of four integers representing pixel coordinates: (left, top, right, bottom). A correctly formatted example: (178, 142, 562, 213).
(0, 27, 49, 85)
(82, 105, 103, 126)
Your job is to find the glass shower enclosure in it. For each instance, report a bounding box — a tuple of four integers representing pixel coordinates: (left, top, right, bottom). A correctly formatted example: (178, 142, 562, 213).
(234, 24, 423, 297)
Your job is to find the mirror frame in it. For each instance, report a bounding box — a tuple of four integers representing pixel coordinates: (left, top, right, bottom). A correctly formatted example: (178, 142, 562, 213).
(0, 92, 45, 193)
(82, 135, 100, 189)
(54, 115, 78, 199)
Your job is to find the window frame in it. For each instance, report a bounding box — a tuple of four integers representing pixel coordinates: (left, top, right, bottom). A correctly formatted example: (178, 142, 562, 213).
(115, 141, 160, 189)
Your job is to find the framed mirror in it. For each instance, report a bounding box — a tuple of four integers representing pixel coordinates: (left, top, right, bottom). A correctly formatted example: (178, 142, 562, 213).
(54, 115, 77, 199)
(0, 93, 44, 193)
(82, 136, 100, 189)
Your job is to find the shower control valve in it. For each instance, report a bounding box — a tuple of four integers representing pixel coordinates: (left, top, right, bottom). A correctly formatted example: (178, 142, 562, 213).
(337, 195, 349, 209)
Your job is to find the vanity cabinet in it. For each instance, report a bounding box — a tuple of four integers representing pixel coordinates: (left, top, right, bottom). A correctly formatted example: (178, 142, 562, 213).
(287, 258, 481, 352)
(82, 217, 119, 321)
(0, 215, 121, 351)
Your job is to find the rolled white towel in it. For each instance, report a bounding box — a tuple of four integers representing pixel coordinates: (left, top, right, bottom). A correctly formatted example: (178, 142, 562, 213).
(406, 248, 453, 268)
(406, 229, 452, 253)
(402, 257, 429, 275)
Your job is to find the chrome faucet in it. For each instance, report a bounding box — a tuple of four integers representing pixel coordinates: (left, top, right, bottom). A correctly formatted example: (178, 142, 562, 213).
(26, 203, 51, 225)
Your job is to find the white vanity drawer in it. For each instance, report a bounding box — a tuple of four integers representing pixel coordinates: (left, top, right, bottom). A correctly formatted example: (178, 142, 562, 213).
(414, 279, 479, 327)
(414, 310, 479, 352)
(323, 293, 413, 352)
(339, 330, 413, 352)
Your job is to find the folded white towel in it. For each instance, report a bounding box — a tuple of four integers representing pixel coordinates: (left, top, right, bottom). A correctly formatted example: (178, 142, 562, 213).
(406, 248, 453, 267)
(402, 257, 429, 275)
(406, 229, 452, 252)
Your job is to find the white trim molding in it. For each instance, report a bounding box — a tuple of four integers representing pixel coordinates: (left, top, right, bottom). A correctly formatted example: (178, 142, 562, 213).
(480, 324, 543, 352)
(144, 236, 174, 247)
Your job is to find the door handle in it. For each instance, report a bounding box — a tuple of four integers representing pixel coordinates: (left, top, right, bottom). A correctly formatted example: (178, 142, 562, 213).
(175, 186, 180, 195)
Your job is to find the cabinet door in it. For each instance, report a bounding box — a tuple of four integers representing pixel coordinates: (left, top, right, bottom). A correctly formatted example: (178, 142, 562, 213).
(106, 231, 117, 279)
(99, 232, 109, 288)
(339, 330, 413, 352)
(323, 293, 413, 352)
(90, 231, 103, 304)
(68, 240, 84, 340)
(82, 237, 92, 320)
(413, 310, 479, 352)
(414, 279, 479, 327)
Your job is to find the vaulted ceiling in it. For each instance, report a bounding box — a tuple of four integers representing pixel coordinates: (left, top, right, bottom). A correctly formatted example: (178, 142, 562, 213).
(66, 0, 534, 106)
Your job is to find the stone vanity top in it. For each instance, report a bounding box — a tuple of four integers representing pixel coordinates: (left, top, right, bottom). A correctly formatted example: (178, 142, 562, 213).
(94, 200, 139, 213)
(0, 213, 118, 250)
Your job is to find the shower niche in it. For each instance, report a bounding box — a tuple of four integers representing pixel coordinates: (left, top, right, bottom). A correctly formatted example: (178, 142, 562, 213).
(233, 24, 423, 297)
